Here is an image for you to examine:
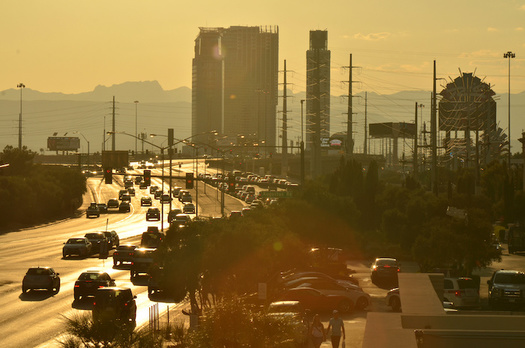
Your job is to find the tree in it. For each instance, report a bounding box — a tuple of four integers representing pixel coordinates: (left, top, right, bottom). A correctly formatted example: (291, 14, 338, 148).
(0, 145, 36, 176)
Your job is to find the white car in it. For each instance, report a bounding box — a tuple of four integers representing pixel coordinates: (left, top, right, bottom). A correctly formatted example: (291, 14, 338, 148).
(443, 277, 480, 308)
(386, 288, 401, 312)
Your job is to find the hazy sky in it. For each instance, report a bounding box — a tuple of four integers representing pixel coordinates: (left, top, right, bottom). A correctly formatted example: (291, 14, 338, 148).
(2, 0, 524, 96)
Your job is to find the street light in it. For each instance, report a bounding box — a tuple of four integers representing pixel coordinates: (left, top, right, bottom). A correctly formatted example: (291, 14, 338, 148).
(73, 131, 90, 167)
(504, 51, 516, 169)
(134, 101, 139, 156)
(17, 83, 25, 149)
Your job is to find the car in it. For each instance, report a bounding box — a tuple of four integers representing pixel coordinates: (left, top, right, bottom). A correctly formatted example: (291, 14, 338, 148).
(173, 213, 191, 226)
(177, 189, 190, 200)
(63, 237, 92, 258)
(74, 270, 116, 300)
(487, 269, 525, 308)
(294, 279, 370, 310)
(245, 193, 255, 204)
(276, 287, 354, 313)
(119, 201, 131, 213)
(130, 248, 157, 279)
(160, 193, 172, 203)
(139, 182, 148, 189)
(135, 176, 143, 184)
(229, 210, 243, 218)
(250, 200, 264, 209)
(113, 244, 137, 267)
(154, 190, 163, 200)
(97, 203, 108, 214)
(172, 186, 182, 197)
(386, 288, 401, 312)
(281, 270, 359, 287)
(84, 232, 108, 253)
(22, 267, 60, 294)
(120, 193, 131, 202)
(168, 208, 183, 223)
(86, 203, 100, 218)
(371, 257, 400, 284)
(93, 287, 137, 325)
(141, 196, 153, 206)
(146, 207, 160, 221)
(242, 207, 251, 215)
(149, 186, 159, 194)
(443, 277, 480, 308)
(183, 203, 196, 214)
(127, 187, 135, 196)
(141, 228, 164, 248)
(118, 189, 128, 200)
(181, 194, 192, 204)
(266, 301, 309, 346)
(124, 180, 133, 189)
(107, 198, 119, 209)
(102, 230, 120, 249)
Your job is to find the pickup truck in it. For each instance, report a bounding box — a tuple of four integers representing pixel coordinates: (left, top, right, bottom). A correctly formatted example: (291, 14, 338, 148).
(487, 269, 525, 309)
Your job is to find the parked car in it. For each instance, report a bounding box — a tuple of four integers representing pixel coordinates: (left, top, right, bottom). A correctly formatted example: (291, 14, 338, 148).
(107, 198, 119, 209)
(86, 203, 100, 218)
(183, 203, 196, 214)
(92, 287, 137, 324)
(63, 237, 92, 258)
(97, 203, 108, 214)
(102, 230, 120, 249)
(84, 232, 108, 253)
(146, 208, 160, 221)
(141, 196, 153, 206)
(22, 267, 60, 294)
(280, 271, 358, 288)
(443, 277, 480, 308)
(119, 201, 131, 213)
(276, 287, 354, 313)
(371, 257, 400, 284)
(294, 279, 370, 310)
(113, 244, 137, 267)
(386, 288, 401, 312)
(266, 301, 309, 346)
(487, 269, 525, 308)
(74, 270, 115, 300)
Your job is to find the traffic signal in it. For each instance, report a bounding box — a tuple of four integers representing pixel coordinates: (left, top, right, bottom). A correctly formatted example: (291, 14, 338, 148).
(144, 169, 151, 186)
(104, 168, 112, 184)
(228, 176, 235, 192)
(186, 172, 194, 189)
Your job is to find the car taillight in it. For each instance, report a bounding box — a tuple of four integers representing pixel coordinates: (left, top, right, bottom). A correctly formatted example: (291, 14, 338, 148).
(455, 290, 463, 297)
(74, 285, 79, 288)
(98, 285, 104, 288)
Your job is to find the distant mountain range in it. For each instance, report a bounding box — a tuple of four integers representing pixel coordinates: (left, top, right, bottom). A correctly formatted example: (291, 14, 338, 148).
(1, 80, 524, 155)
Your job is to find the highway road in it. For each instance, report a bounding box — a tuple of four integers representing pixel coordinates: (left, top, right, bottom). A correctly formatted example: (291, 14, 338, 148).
(0, 162, 245, 348)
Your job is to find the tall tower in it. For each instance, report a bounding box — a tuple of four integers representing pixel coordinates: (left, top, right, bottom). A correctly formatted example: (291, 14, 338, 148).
(192, 26, 279, 150)
(306, 30, 330, 175)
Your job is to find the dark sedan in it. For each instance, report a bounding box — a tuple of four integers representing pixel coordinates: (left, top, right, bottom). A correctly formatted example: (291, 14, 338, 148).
(146, 208, 160, 221)
(74, 270, 115, 300)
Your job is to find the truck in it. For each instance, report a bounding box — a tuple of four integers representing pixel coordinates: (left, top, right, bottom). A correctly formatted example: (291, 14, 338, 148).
(508, 225, 525, 254)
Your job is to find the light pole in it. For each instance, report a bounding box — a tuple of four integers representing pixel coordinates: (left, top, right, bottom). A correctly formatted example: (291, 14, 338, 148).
(17, 83, 25, 149)
(504, 51, 515, 169)
(134, 101, 139, 156)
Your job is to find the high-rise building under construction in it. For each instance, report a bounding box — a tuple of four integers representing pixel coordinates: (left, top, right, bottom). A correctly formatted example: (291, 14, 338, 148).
(192, 26, 279, 151)
(306, 30, 331, 152)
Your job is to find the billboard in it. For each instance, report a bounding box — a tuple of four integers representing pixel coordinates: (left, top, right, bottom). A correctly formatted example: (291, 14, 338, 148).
(47, 137, 80, 151)
(369, 122, 416, 138)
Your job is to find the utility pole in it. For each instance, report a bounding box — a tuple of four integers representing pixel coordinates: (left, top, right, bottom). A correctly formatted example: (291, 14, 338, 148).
(364, 92, 368, 155)
(112, 96, 116, 151)
(519, 132, 525, 191)
(431, 61, 438, 195)
(414, 102, 418, 177)
(504, 51, 516, 170)
(17, 83, 25, 149)
(134, 100, 139, 155)
(282, 59, 288, 177)
(345, 54, 354, 156)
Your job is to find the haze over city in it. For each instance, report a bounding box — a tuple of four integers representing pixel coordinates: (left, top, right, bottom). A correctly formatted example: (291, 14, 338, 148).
(2, 0, 524, 95)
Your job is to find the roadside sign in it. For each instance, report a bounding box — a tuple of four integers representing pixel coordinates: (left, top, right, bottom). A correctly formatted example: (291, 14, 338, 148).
(259, 191, 293, 198)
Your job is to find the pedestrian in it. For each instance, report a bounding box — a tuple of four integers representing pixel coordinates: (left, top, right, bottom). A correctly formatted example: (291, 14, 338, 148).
(310, 313, 326, 348)
(326, 309, 345, 348)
